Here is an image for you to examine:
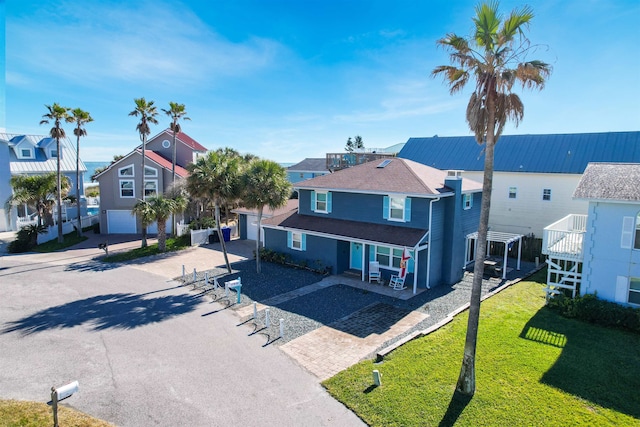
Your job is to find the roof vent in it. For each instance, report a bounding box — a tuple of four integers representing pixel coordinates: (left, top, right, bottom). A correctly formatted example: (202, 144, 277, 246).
(377, 159, 392, 168)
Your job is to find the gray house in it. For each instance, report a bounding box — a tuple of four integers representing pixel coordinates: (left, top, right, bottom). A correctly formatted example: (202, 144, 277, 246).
(95, 129, 207, 234)
(0, 133, 87, 232)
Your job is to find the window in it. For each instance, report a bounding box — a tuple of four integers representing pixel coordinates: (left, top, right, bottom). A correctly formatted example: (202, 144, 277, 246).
(630, 278, 640, 305)
(543, 189, 551, 201)
(375, 245, 414, 270)
(311, 191, 331, 213)
(119, 165, 134, 177)
(315, 192, 328, 212)
(145, 166, 158, 177)
(383, 196, 411, 222)
(144, 180, 158, 197)
(120, 180, 134, 198)
(463, 194, 473, 210)
(508, 187, 517, 199)
(21, 148, 32, 158)
(287, 231, 306, 251)
(635, 213, 640, 250)
(50, 149, 58, 158)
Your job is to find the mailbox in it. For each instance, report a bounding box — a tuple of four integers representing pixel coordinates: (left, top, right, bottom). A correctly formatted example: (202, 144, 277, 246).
(55, 380, 79, 401)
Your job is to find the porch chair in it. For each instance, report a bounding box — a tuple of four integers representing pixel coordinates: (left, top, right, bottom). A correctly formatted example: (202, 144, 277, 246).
(389, 274, 407, 291)
(368, 261, 381, 284)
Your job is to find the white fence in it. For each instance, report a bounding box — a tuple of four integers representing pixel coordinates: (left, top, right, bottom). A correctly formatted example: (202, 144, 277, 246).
(190, 228, 214, 246)
(33, 215, 100, 245)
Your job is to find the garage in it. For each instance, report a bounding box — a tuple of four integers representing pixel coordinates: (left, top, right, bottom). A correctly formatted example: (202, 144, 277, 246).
(246, 214, 263, 242)
(107, 210, 137, 234)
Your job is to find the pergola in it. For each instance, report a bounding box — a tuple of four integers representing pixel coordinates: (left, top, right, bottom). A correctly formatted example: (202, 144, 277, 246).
(465, 231, 523, 280)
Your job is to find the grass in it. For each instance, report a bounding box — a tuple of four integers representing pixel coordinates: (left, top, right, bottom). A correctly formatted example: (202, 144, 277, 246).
(33, 231, 88, 253)
(323, 269, 640, 426)
(101, 234, 191, 263)
(0, 399, 113, 426)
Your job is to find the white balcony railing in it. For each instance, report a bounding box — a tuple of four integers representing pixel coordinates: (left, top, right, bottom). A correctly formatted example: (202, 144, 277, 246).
(542, 214, 587, 260)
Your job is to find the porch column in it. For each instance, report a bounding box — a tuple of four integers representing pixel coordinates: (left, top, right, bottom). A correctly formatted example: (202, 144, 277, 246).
(502, 244, 508, 280)
(517, 236, 522, 271)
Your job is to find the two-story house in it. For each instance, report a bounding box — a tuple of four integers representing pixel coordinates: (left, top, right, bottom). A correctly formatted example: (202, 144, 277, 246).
(542, 163, 640, 306)
(399, 131, 640, 237)
(261, 158, 482, 293)
(286, 158, 331, 184)
(95, 129, 207, 234)
(0, 133, 87, 232)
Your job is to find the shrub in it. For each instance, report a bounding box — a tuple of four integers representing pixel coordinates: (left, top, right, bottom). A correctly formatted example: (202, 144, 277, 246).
(8, 225, 46, 253)
(547, 293, 640, 334)
(188, 217, 216, 230)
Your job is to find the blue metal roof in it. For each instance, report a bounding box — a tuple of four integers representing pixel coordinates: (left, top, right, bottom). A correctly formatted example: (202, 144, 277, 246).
(398, 131, 640, 174)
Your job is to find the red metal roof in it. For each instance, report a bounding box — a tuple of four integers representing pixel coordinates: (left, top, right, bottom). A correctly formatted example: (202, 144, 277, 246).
(143, 150, 189, 178)
(176, 131, 207, 152)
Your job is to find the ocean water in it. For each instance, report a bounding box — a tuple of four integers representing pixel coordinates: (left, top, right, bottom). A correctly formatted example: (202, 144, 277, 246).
(84, 161, 111, 182)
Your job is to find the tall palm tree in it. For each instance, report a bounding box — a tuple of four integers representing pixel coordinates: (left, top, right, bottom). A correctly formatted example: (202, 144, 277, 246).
(40, 103, 71, 243)
(9, 173, 70, 227)
(432, 1, 551, 396)
(242, 159, 292, 273)
(67, 108, 93, 237)
(161, 101, 190, 236)
(129, 98, 158, 248)
(187, 149, 243, 273)
(135, 195, 188, 252)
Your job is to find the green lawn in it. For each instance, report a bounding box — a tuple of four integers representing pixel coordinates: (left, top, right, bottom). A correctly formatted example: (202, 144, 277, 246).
(33, 231, 88, 252)
(0, 399, 113, 426)
(324, 271, 640, 426)
(101, 234, 190, 263)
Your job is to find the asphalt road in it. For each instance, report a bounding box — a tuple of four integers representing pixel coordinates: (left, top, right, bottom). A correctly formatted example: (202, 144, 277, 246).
(0, 240, 365, 426)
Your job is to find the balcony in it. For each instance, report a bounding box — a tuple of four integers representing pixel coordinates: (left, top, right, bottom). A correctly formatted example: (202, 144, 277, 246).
(542, 214, 587, 261)
(326, 152, 395, 172)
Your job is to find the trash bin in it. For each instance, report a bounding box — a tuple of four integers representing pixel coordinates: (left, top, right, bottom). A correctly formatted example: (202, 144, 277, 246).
(221, 226, 231, 242)
(208, 232, 219, 244)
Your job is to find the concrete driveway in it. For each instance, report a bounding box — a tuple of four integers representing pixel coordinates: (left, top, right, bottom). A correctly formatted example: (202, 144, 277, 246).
(0, 235, 364, 426)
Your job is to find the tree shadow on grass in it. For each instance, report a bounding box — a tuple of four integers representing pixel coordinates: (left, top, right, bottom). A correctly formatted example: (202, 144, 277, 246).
(438, 390, 473, 427)
(520, 307, 640, 419)
(1, 290, 204, 335)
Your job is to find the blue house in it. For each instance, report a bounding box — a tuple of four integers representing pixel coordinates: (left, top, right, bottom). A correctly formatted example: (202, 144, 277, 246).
(399, 131, 640, 237)
(286, 158, 330, 184)
(542, 163, 640, 306)
(262, 158, 482, 293)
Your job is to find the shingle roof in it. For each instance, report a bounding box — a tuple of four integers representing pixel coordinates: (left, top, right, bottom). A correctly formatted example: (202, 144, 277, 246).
(287, 158, 329, 172)
(399, 131, 640, 174)
(233, 199, 298, 217)
(262, 209, 428, 247)
(573, 163, 640, 202)
(0, 133, 87, 174)
(295, 157, 481, 196)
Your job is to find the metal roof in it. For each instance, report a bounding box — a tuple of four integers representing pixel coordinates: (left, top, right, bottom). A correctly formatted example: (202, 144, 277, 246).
(399, 131, 640, 174)
(1, 133, 87, 174)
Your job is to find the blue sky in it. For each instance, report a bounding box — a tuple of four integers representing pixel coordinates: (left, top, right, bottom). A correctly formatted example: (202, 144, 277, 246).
(3, 0, 640, 162)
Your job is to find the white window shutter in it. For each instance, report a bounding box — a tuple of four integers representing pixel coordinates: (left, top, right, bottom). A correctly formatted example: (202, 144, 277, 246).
(621, 216, 634, 249)
(615, 276, 628, 303)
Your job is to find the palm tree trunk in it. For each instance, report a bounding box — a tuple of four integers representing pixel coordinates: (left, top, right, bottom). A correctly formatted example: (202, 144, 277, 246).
(140, 135, 147, 248)
(76, 134, 82, 237)
(215, 203, 232, 273)
(456, 92, 497, 396)
(56, 136, 64, 244)
(171, 129, 177, 237)
(256, 207, 263, 273)
(158, 219, 167, 252)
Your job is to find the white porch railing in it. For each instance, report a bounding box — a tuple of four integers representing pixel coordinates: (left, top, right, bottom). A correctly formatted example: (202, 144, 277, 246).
(16, 217, 38, 229)
(542, 214, 587, 261)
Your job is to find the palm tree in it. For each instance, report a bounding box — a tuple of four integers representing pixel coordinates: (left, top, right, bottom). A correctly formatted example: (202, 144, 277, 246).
(9, 173, 70, 227)
(187, 149, 243, 273)
(40, 103, 71, 243)
(161, 101, 190, 236)
(133, 195, 187, 252)
(242, 159, 292, 273)
(67, 108, 93, 237)
(432, 1, 551, 396)
(129, 98, 158, 248)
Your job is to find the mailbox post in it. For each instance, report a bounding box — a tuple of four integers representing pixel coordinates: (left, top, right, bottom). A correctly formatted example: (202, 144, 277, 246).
(50, 381, 79, 427)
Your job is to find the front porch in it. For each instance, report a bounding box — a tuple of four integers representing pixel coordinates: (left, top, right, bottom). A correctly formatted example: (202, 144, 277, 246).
(342, 269, 426, 300)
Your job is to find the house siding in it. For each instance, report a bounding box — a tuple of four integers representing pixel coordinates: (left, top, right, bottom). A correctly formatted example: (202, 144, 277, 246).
(264, 228, 341, 274)
(581, 201, 640, 303)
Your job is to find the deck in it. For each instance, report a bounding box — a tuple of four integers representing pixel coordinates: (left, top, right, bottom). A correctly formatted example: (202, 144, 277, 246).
(542, 214, 587, 261)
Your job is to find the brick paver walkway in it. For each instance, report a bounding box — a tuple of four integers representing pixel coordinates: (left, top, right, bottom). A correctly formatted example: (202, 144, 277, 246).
(280, 302, 428, 380)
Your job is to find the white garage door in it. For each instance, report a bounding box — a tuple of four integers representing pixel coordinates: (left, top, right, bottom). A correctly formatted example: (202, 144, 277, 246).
(107, 210, 137, 234)
(246, 214, 262, 242)
(147, 215, 172, 235)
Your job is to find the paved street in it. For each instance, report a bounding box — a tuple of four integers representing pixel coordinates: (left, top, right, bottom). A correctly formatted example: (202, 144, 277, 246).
(0, 235, 365, 426)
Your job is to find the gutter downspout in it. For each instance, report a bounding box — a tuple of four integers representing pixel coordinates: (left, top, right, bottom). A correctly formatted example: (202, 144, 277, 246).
(425, 197, 441, 291)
